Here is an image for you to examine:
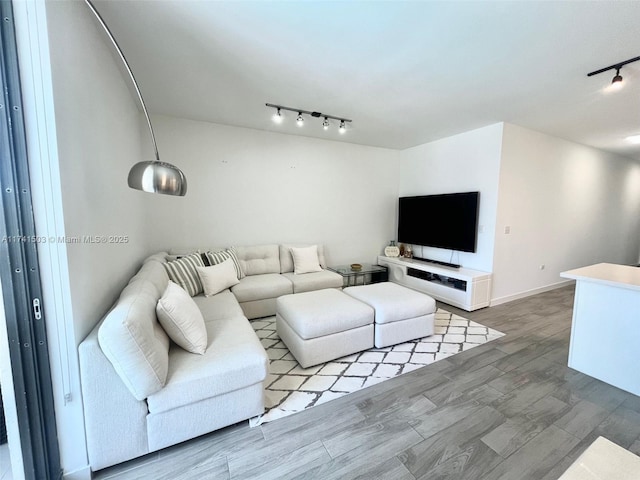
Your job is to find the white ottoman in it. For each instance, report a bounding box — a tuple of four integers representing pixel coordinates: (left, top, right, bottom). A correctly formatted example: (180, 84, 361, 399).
(276, 289, 374, 368)
(343, 282, 436, 348)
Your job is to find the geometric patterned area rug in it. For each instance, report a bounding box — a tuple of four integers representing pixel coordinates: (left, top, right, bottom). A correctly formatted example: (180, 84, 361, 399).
(248, 308, 504, 426)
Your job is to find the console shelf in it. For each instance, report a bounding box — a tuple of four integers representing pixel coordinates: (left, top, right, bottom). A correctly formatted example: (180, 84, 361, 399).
(377, 256, 492, 311)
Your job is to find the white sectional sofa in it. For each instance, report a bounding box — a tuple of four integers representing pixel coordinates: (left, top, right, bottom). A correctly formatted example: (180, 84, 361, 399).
(168, 243, 343, 319)
(79, 244, 342, 471)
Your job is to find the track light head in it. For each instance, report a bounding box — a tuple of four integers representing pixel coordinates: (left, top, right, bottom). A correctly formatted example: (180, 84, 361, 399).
(296, 113, 304, 127)
(611, 68, 623, 90)
(273, 108, 283, 124)
(323, 117, 330, 130)
(339, 120, 346, 134)
(587, 57, 640, 92)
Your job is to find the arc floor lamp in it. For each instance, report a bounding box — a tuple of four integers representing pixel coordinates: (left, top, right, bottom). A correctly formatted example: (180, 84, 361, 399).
(84, 0, 187, 196)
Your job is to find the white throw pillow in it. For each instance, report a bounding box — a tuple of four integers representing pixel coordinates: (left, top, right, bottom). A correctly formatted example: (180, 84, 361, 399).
(290, 245, 323, 274)
(156, 281, 207, 355)
(196, 258, 240, 297)
(204, 248, 245, 279)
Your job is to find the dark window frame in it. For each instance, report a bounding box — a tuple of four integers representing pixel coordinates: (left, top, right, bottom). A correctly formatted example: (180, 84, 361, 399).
(0, 1, 62, 479)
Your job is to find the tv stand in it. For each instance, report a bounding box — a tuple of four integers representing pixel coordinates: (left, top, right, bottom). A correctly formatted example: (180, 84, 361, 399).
(413, 257, 460, 269)
(377, 256, 492, 311)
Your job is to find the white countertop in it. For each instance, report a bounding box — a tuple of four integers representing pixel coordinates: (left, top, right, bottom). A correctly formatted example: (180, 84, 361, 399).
(560, 263, 640, 292)
(558, 436, 640, 480)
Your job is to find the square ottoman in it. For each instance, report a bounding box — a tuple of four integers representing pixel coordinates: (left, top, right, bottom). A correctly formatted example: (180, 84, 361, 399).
(276, 289, 374, 368)
(343, 282, 436, 348)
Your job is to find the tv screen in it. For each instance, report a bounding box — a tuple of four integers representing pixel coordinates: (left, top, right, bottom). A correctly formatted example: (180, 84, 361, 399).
(398, 192, 480, 253)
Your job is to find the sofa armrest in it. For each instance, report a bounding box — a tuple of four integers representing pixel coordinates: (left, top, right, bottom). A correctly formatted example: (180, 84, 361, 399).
(79, 325, 150, 470)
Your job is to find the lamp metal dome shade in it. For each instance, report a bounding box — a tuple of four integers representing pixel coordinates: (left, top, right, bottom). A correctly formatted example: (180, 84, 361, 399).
(128, 161, 187, 196)
(85, 0, 187, 197)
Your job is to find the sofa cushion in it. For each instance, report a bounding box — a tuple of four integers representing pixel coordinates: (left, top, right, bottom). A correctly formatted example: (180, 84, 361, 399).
(192, 290, 244, 322)
(167, 246, 224, 255)
(234, 245, 280, 276)
(282, 270, 343, 294)
(146, 315, 268, 414)
(279, 244, 327, 273)
(231, 273, 293, 303)
(197, 260, 240, 297)
(290, 245, 323, 274)
(165, 248, 212, 265)
(344, 282, 437, 324)
(98, 260, 170, 400)
(142, 253, 172, 296)
(276, 289, 374, 339)
(203, 248, 245, 279)
(156, 281, 207, 354)
(163, 253, 205, 297)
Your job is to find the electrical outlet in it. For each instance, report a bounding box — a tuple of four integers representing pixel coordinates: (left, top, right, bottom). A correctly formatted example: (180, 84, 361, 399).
(504, 226, 511, 234)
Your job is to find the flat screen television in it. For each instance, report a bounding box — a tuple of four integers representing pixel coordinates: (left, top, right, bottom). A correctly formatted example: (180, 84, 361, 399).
(398, 192, 480, 253)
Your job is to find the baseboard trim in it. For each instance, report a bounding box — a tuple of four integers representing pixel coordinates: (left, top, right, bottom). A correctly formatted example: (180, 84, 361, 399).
(63, 465, 92, 480)
(490, 279, 574, 307)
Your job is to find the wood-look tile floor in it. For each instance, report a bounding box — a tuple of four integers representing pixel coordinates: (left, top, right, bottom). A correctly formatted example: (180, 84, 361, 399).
(94, 286, 640, 480)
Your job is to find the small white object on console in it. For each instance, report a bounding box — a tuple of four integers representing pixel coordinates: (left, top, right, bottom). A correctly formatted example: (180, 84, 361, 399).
(377, 256, 492, 311)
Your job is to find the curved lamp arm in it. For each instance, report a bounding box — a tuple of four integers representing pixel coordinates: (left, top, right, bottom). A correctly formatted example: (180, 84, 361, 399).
(84, 0, 187, 196)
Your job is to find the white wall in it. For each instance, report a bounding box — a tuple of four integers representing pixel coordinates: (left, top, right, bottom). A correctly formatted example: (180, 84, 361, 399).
(492, 123, 640, 304)
(144, 115, 400, 264)
(36, 1, 161, 476)
(398, 123, 503, 272)
(47, 1, 155, 344)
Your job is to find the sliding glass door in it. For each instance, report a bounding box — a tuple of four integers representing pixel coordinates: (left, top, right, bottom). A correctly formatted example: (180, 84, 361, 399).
(0, 1, 62, 478)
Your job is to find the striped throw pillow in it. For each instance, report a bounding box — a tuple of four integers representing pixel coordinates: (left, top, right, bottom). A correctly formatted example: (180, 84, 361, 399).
(204, 248, 245, 279)
(163, 253, 205, 296)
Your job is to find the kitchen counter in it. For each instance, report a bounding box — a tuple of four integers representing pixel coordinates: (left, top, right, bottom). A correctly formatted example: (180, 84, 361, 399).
(560, 263, 640, 396)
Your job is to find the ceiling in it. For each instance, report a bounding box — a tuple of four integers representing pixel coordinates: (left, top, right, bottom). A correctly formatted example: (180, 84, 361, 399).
(91, 1, 640, 159)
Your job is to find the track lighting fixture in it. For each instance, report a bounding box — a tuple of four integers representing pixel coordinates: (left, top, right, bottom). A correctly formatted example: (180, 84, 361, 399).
(266, 103, 352, 133)
(587, 55, 640, 91)
(273, 108, 283, 124)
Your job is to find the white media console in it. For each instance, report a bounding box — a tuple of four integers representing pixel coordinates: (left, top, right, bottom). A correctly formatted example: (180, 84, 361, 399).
(377, 256, 492, 311)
